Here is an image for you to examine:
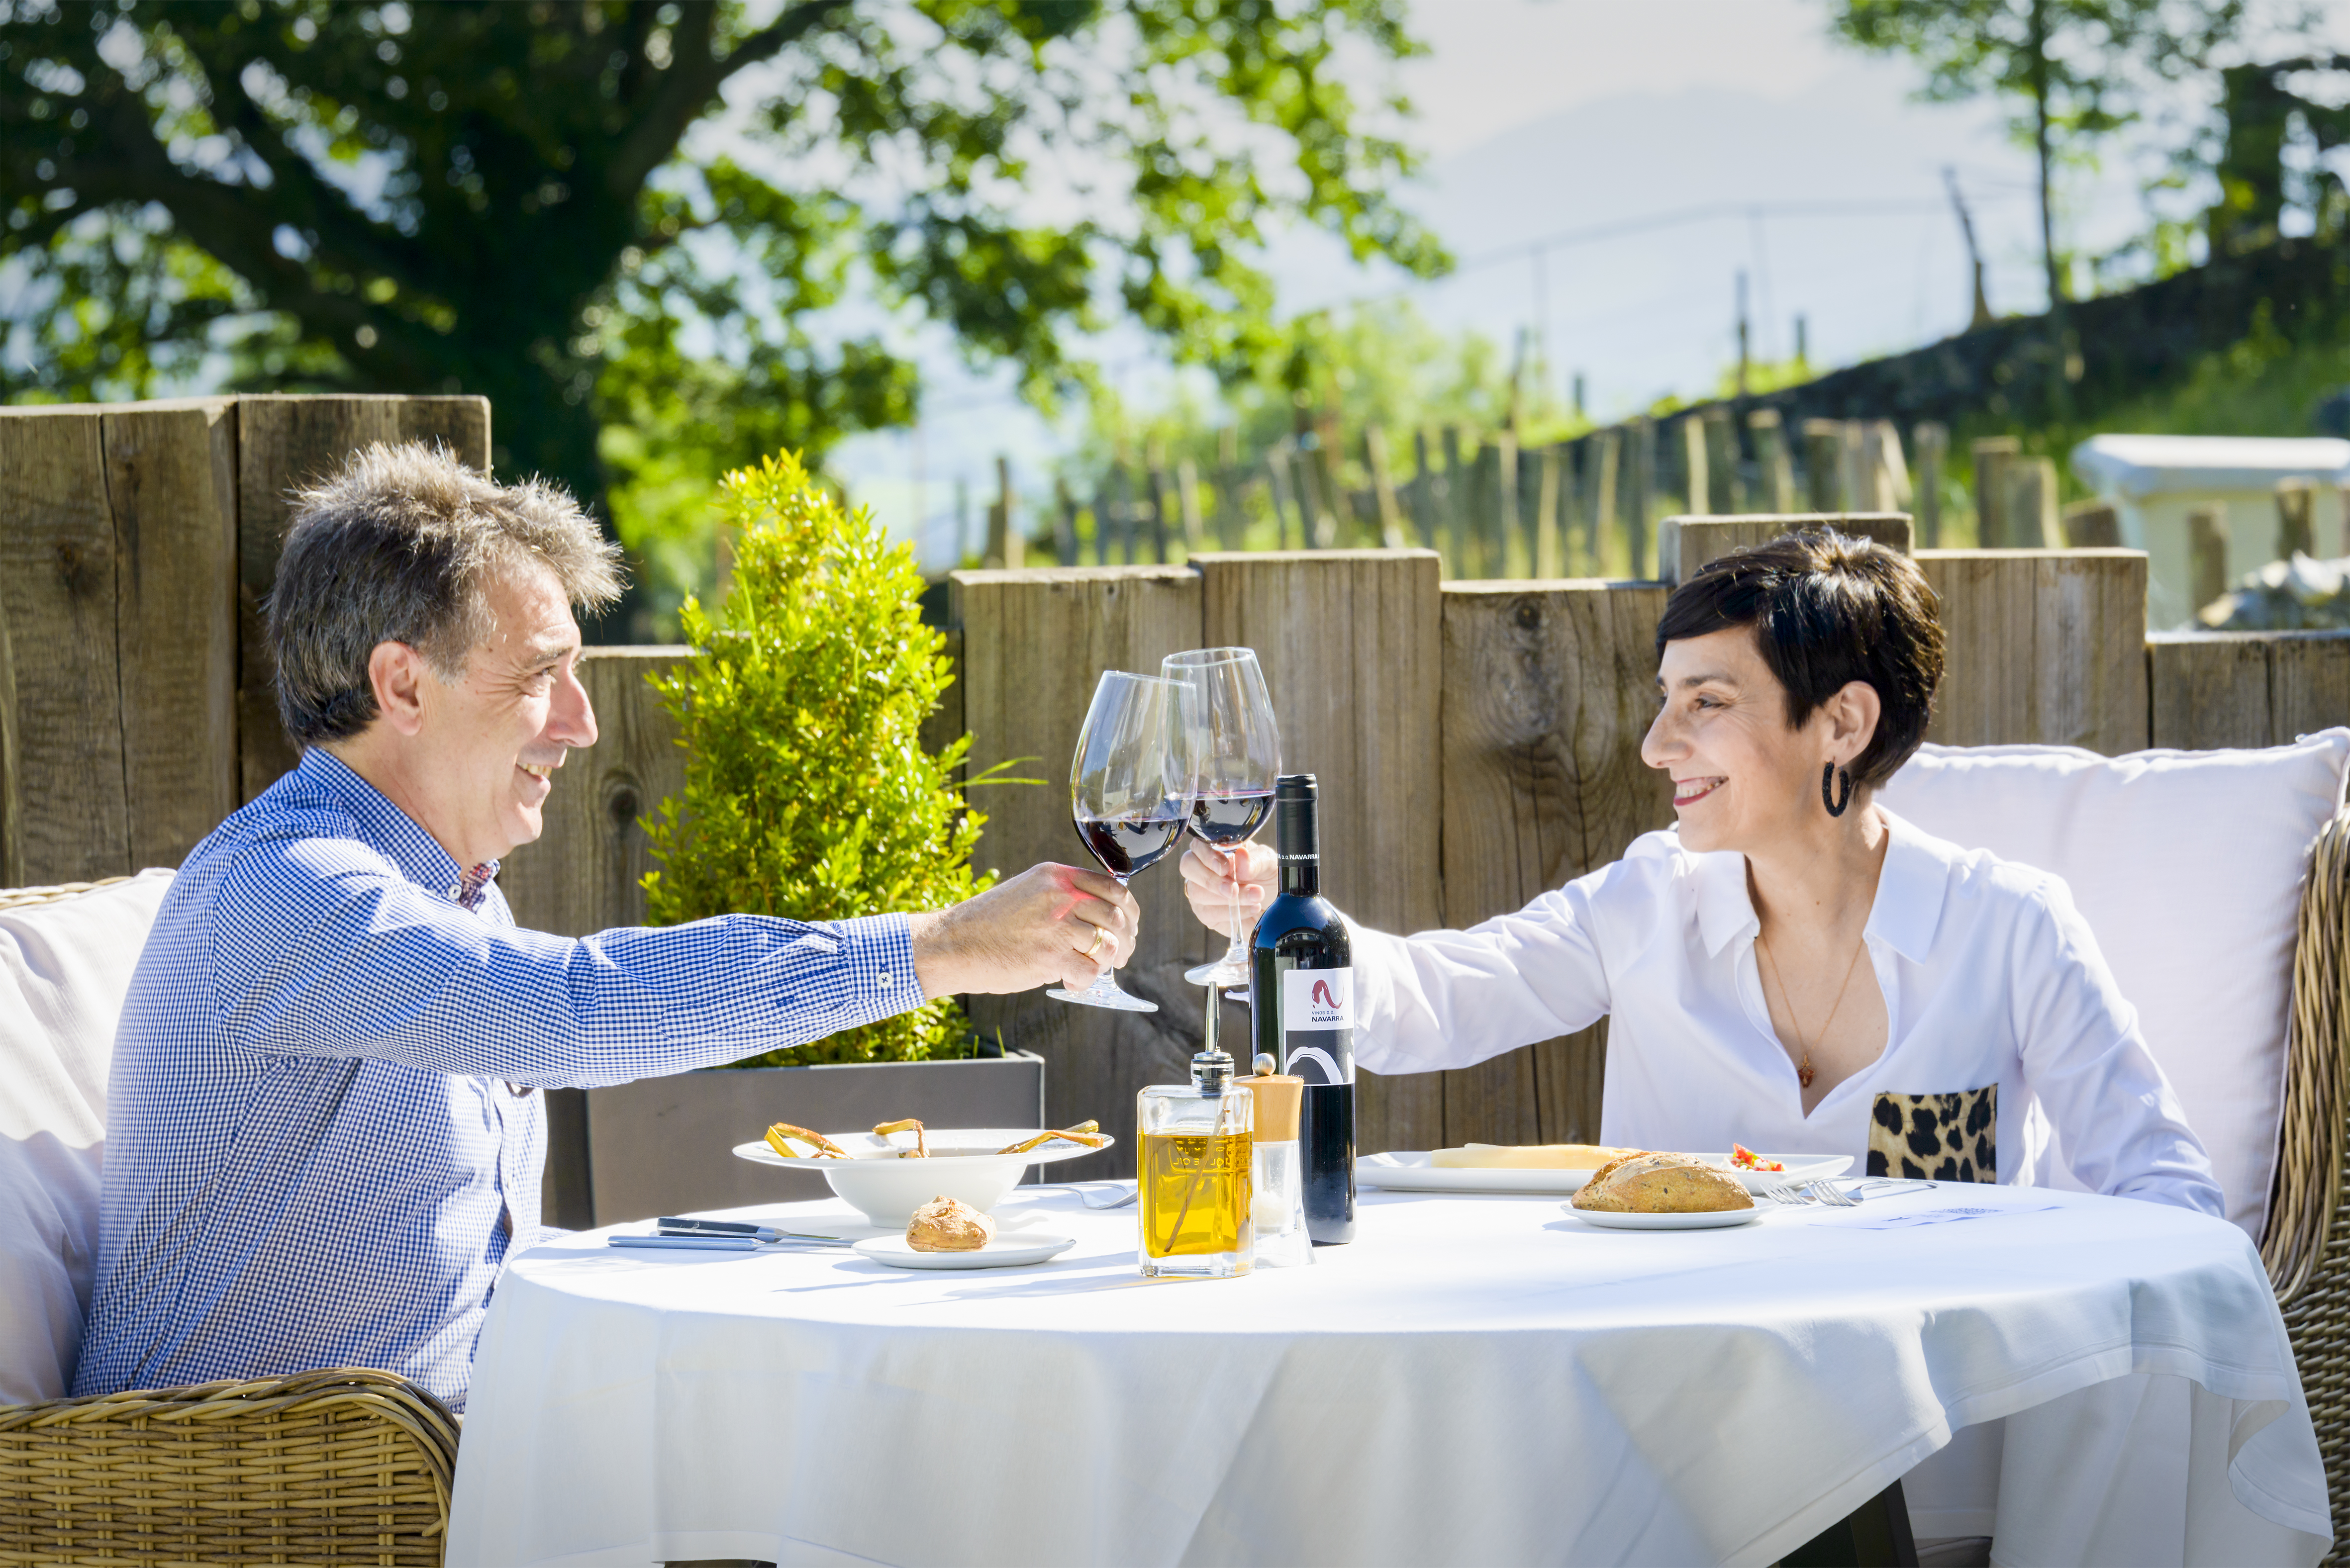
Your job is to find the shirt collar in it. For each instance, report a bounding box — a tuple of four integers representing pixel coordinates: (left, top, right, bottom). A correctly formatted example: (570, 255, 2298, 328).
(1689, 806, 1950, 963)
(295, 748, 502, 904)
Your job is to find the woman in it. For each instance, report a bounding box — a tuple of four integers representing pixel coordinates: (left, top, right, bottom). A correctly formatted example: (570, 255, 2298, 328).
(1183, 529, 2219, 1211)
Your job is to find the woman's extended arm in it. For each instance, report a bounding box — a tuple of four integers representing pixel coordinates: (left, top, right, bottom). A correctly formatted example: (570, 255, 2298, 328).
(2011, 876, 2224, 1216)
(1181, 840, 1615, 1076)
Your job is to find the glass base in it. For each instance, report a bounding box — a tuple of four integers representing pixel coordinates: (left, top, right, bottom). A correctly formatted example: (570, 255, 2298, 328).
(1185, 956, 1252, 987)
(1140, 1253, 1252, 1278)
(1047, 978, 1158, 1012)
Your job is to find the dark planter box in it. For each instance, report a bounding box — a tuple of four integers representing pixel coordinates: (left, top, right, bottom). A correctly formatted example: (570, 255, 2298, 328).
(541, 1052, 1049, 1227)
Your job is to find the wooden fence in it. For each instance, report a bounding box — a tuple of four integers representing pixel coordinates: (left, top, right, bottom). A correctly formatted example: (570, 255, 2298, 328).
(4, 395, 2344, 1184)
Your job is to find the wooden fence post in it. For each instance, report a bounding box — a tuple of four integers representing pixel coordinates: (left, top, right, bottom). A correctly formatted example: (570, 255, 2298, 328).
(1972, 437, 2020, 549)
(1443, 426, 1469, 577)
(1658, 513, 1912, 585)
(1866, 420, 1910, 514)
(2150, 630, 2350, 748)
(1589, 430, 1619, 575)
(1195, 549, 1446, 1159)
(1145, 455, 1172, 564)
(1702, 408, 1739, 514)
(1439, 581, 1673, 1145)
(1680, 416, 1711, 517)
(1912, 422, 1949, 547)
(2278, 477, 2317, 559)
(1494, 430, 1520, 577)
(2189, 505, 2231, 616)
(1054, 478, 1080, 565)
(1626, 417, 1655, 578)
(2009, 457, 2059, 549)
(1365, 426, 1408, 550)
(952, 564, 1205, 1176)
(1410, 429, 1443, 555)
(2062, 500, 2121, 548)
(1916, 549, 2149, 754)
(1751, 409, 1795, 513)
(1535, 445, 1564, 578)
(1802, 419, 1845, 512)
(1265, 451, 1298, 551)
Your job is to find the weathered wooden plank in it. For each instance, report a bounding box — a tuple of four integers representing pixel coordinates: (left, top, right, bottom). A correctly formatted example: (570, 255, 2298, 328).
(1196, 549, 1446, 1157)
(235, 395, 490, 802)
(2147, 634, 2271, 749)
(499, 646, 688, 939)
(101, 399, 239, 871)
(2266, 632, 2350, 744)
(1656, 513, 1912, 585)
(1438, 581, 1673, 1149)
(0, 407, 130, 884)
(1919, 549, 2149, 754)
(952, 565, 1205, 1178)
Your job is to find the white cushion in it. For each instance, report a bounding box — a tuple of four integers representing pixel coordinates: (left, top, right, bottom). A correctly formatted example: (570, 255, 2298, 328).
(1880, 734, 2350, 1240)
(0, 869, 172, 1406)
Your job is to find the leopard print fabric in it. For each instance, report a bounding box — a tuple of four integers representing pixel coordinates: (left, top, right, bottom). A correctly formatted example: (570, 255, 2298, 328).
(1866, 1085, 1995, 1183)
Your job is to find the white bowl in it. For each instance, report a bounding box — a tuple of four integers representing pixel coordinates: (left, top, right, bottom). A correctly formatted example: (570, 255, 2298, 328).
(731, 1127, 1116, 1226)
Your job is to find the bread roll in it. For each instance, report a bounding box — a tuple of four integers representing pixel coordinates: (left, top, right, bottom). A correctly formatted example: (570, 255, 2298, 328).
(1429, 1143, 1642, 1170)
(906, 1195, 996, 1251)
(1572, 1152, 1752, 1213)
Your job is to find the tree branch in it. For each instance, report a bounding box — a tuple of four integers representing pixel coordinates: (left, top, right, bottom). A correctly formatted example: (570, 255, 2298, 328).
(605, 0, 855, 199)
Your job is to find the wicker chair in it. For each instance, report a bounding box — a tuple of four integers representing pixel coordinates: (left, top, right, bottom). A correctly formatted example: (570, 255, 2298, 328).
(2265, 807, 2350, 1561)
(0, 1369, 461, 1567)
(0, 876, 463, 1566)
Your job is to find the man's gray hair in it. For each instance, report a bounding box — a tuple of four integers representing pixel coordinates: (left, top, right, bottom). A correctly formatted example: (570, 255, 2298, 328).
(268, 442, 625, 746)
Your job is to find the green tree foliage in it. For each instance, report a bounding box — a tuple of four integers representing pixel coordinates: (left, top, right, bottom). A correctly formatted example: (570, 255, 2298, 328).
(641, 448, 999, 1065)
(1827, 0, 2247, 361)
(0, 0, 1448, 632)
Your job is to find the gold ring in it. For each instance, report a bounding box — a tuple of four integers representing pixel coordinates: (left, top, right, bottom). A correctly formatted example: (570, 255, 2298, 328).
(1084, 925, 1109, 961)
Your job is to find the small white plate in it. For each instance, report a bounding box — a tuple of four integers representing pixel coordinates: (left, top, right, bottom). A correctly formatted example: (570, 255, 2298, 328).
(1357, 1151, 1850, 1196)
(1563, 1204, 1766, 1230)
(852, 1232, 1078, 1270)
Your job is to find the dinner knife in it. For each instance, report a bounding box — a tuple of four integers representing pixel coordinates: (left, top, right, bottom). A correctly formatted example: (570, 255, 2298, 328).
(656, 1216, 853, 1245)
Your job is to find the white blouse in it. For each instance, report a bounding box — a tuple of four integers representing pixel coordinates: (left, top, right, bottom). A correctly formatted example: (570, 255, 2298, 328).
(1351, 809, 2223, 1214)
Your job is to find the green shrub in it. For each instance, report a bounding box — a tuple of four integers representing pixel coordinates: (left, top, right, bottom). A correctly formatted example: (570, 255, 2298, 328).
(641, 449, 999, 1066)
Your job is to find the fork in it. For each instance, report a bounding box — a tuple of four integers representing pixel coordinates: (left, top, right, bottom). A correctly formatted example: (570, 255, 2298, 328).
(1758, 1178, 1818, 1205)
(1026, 1182, 1139, 1210)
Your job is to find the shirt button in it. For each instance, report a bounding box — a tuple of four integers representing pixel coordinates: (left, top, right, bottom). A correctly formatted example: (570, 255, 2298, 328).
(449, 883, 463, 900)
(878, 972, 893, 989)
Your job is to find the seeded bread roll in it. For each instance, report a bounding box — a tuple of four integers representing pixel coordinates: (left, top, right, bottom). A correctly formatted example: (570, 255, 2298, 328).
(906, 1195, 996, 1251)
(1571, 1152, 1753, 1213)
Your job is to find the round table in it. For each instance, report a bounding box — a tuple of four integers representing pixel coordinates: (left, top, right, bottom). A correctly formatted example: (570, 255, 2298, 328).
(446, 1183, 2329, 1568)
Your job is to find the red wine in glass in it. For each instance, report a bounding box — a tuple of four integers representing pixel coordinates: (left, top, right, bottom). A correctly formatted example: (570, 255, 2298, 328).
(1190, 788, 1274, 848)
(1075, 808, 1189, 878)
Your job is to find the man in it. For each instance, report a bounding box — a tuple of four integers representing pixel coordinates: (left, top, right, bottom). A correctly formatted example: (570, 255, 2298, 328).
(73, 443, 1135, 1410)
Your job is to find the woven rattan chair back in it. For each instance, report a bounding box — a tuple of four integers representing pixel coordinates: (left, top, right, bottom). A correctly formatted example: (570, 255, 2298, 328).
(2263, 806, 2350, 1559)
(0, 1369, 460, 1566)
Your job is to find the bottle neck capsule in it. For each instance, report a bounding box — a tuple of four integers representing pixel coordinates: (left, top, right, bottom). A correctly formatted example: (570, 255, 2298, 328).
(1274, 777, 1320, 898)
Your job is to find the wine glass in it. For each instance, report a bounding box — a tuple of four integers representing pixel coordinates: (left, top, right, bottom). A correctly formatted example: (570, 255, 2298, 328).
(1047, 670, 1200, 1013)
(1161, 647, 1281, 988)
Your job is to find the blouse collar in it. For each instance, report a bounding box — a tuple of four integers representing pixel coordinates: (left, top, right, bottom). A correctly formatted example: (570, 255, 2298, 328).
(1691, 806, 1950, 963)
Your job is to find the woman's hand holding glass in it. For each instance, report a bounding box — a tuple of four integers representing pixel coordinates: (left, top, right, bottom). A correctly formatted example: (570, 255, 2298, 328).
(1161, 647, 1281, 987)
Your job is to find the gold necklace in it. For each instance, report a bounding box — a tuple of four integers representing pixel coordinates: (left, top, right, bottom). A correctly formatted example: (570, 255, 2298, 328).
(1756, 929, 1867, 1091)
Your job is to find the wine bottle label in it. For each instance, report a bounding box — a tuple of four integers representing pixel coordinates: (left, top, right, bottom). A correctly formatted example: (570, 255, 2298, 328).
(1282, 966, 1352, 1030)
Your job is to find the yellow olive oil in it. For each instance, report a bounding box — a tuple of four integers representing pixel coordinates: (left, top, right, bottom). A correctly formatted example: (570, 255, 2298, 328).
(1140, 1128, 1253, 1262)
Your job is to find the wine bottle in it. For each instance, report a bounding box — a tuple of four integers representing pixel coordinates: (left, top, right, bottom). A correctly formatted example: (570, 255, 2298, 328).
(1249, 773, 1355, 1245)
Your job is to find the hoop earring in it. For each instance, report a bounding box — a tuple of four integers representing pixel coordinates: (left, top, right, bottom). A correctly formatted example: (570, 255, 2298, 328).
(1822, 762, 1855, 818)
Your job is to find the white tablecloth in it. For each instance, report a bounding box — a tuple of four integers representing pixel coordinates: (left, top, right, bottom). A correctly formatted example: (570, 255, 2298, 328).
(446, 1184, 2331, 1568)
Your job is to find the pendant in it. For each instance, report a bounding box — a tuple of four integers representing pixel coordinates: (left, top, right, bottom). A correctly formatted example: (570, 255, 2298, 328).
(1798, 1060, 1816, 1089)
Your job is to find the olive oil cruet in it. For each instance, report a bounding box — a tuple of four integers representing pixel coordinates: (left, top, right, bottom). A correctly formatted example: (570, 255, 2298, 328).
(1136, 987, 1255, 1277)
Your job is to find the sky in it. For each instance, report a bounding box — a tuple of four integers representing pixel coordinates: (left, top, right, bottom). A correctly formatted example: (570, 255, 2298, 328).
(828, 0, 2350, 569)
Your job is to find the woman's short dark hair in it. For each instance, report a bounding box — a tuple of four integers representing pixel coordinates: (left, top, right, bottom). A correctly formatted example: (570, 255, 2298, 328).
(1654, 529, 1944, 788)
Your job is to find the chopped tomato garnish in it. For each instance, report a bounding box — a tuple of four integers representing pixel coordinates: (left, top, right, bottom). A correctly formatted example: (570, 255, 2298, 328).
(1730, 1142, 1785, 1172)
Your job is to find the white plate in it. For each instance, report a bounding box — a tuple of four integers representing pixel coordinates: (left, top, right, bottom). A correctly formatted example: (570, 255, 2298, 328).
(852, 1232, 1078, 1269)
(1562, 1204, 1766, 1230)
(732, 1128, 1114, 1171)
(1356, 1151, 1851, 1196)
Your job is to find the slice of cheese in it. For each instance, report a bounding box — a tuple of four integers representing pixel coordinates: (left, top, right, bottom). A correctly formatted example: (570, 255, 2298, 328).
(1428, 1143, 1644, 1170)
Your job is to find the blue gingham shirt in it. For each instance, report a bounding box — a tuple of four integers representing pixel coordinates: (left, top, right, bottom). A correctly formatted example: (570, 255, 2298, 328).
(73, 749, 918, 1409)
